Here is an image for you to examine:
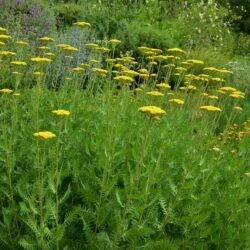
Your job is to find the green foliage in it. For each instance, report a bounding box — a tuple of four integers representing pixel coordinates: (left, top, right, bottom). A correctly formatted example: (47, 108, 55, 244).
(53, 3, 84, 29)
(0, 0, 56, 41)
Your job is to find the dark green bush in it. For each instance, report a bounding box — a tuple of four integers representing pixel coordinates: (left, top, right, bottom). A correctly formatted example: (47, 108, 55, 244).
(53, 3, 84, 29)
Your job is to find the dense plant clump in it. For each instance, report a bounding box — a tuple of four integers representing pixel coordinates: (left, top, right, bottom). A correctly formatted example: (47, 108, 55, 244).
(0, 1, 249, 249)
(0, 0, 56, 41)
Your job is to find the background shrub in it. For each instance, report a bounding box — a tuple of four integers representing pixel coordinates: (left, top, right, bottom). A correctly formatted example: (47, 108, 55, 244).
(0, 0, 56, 41)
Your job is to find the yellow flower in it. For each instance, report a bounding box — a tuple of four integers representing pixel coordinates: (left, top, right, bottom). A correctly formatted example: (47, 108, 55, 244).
(209, 77, 225, 83)
(233, 106, 243, 111)
(217, 69, 232, 74)
(31, 57, 52, 64)
(135, 88, 143, 93)
(0, 88, 13, 94)
(109, 39, 122, 46)
(56, 43, 71, 48)
(175, 67, 187, 72)
(152, 55, 169, 61)
(73, 21, 91, 28)
(63, 46, 78, 52)
(38, 46, 50, 51)
(186, 59, 204, 65)
(72, 67, 85, 72)
(0, 34, 12, 40)
(163, 64, 175, 69)
(167, 48, 186, 54)
(39, 37, 54, 42)
(45, 52, 55, 57)
(52, 109, 70, 116)
(138, 105, 166, 117)
(200, 92, 209, 97)
(200, 105, 222, 112)
(138, 68, 149, 74)
(106, 58, 116, 64)
(146, 91, 164, 97)
(229, 93, 245, 99)
(122, 69, 139, 77)
(139, 73, 150, 78)
(15, 41, 29, 46)
(85, 43, 99, 49)
(33, 71, 44, 76)
(33, 131, 56, 140)
(219, 86, 237, 93)
(0, 51, 16, 56)
(114, 75, 134, 85)
(168, 98, 185, 105)
(187, 85, 197, 90)
(0, 42, 5, 46)
(156, 83, 171, 90)
(12, 71, 23, 76)
(208, 95, 219, 100)
(203, 67, 219, 73)
(0, 27, 7, 33)
(92, 67, 108, 76)
(89, 59, 98, 64)
(10, 61, 27, 66)
(99, 47, 110, 53)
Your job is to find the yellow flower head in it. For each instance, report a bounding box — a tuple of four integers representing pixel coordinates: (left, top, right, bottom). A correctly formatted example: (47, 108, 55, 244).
(114, 75, 134, 85)
(85, 43, 99, 49)
(92, 67, 108, 75)
(96, 47, 110, 53)
(186, 59, 204, 65)
(0, 34, 12, 40)
(72, 67, 85, 72)
(0, 88, 13, 94)
(39, 37, 54, 42)
(208, 95, 219, 100)
(109, 39, 122, 46)
(15, 41, 29, 46)
(0, 42, 5, 46)
(219, 86, 237, 93)
(33, 71, 44, 76)
(56, 43, 71, 48)
(229, 91, 245, 99)
(33, 131, 56, 140)
(0, 27, 7, 33)
(31, 57, 52, 64)
(155, 82, 171, 89)
(0, 51, 16, 56)
(200, 105, 222, 112)
(12, 71, 23, 76)
(167, 48, 186, 54)
(73, 21, 91, 28)
(52, 109, 70, 116)
(168, 98, 185, 105)
(122, 69, 139, 77)
(138, 105, 166, 117)
(146, 91, 164, 97)
(10, 61, 27, 66)
(63, 46, 78, 52)
(233, 106, 243, 112)
(38, 46, 50, 51)
(45, 52, 55, 57)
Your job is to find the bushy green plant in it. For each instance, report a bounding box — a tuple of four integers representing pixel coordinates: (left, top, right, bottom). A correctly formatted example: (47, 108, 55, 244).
(0, 0, 56, 41)
(53, 3, 84, 29)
